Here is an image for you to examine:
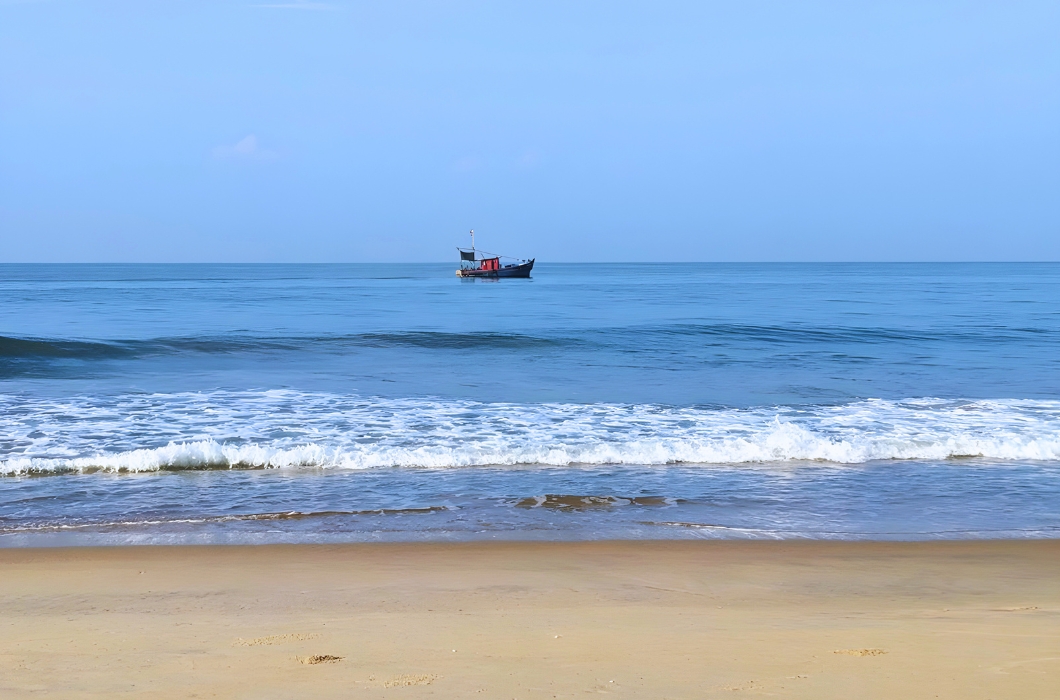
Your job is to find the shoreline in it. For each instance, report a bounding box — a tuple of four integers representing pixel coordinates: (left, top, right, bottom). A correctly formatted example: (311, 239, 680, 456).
(3, 540, 1058, 698)
(3, 534, 1060, 547)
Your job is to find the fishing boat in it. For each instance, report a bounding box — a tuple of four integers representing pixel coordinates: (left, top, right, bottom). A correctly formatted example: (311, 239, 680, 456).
(456, 230, 534, 278)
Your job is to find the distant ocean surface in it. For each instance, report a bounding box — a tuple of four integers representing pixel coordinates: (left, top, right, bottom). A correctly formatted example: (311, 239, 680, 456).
(2, 263, 1059, 544)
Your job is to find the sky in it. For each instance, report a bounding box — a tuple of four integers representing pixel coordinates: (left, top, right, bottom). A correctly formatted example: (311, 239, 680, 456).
(1, 0, 1058, 262)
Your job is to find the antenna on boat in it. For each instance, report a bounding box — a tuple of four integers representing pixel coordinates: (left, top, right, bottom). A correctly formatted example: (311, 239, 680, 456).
(470, 229, 475, 252)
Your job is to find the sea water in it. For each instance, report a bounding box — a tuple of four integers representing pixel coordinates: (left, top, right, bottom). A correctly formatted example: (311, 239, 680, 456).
(1, 263, 1059, 544)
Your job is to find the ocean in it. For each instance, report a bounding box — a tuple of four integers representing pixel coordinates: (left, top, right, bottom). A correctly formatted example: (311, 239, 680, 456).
(2, 262, 1059, 545)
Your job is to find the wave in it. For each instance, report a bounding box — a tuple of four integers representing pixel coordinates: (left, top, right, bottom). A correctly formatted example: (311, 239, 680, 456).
(0, 336, 132, 359)
(0, 331, 564, 362)
(0, 507, 449, 533)
(3, 394, 1060, 475)
(2, 323, 1052, 362)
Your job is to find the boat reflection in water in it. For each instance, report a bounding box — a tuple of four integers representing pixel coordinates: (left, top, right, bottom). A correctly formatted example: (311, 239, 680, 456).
(456, 229, 534, 278)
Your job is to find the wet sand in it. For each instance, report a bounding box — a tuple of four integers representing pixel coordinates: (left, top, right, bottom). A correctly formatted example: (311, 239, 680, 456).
(1, 540, 1058, 698)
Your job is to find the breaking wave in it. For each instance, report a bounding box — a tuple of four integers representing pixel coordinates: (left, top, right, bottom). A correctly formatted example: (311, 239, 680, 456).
(2, 392, 1059, 476)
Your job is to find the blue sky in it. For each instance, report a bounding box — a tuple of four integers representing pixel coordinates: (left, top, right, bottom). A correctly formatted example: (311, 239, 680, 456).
(1, 1, 1057, 262)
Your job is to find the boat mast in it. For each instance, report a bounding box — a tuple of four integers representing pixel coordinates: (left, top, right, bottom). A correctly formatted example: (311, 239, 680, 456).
(470, 229, 475, 255)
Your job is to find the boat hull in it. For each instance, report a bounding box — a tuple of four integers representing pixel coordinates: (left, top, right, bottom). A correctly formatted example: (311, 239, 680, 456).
(456, 259, 534, 278)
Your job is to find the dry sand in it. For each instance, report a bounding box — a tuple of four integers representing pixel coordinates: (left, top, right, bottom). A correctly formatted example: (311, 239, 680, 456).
(1, 540, 1058, 699)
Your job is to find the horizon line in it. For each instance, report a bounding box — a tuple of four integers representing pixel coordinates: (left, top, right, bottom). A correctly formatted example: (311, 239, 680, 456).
(1, 260, 1058, 265)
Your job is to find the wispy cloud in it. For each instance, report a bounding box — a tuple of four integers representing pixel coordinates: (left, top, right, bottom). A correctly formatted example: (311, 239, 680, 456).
(453, 156, 483, 173)
(252, 1, 336, 9)
(516, 149, 541, 169)
(212, 135, 279, 161)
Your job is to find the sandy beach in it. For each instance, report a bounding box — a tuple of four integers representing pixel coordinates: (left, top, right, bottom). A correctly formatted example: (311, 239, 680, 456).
(1, 540, 1057, 698)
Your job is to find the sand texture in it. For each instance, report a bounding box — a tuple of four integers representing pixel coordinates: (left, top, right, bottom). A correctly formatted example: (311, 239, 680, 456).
(1, 540, 1058, 699)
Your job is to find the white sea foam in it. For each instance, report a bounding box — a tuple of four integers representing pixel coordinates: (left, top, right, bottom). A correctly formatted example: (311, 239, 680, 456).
(2, 392, 1060, 475)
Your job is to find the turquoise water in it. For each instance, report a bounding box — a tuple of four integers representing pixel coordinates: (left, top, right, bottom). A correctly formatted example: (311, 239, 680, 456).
(1, 263, 1059, 543)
